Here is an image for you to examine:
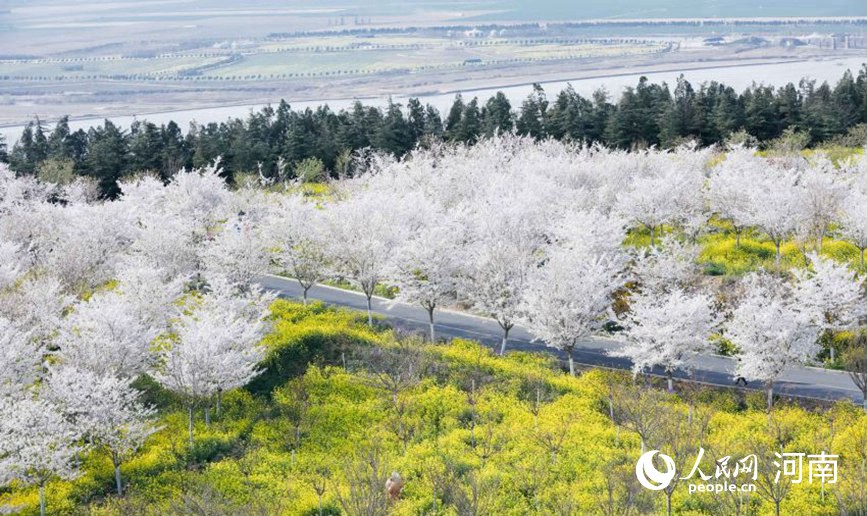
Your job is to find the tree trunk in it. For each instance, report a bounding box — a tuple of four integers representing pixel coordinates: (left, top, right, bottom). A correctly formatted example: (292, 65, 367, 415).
(115, 463, 123, 496)
(366, 296, 373, 326)
(428, 306, 436, 342)
(303, 286, 310, 306)
(767, 384, 774, 411)
(188, 405, 194, 445)
(205, 406, 211, 425)
(860, 248, 865, 269)
(667, 371, 674, 393)
(39, 484, 46, 516)
(535, 387, 541, 431)
(567, 348, 576, 377)
(862, 391, 867, 412)
(775, 242, 782, 268)
(666, 492, 672, 516)
(735, 229, 741, 248)
(216, 389, 222, 417)
(499, 326, 510, 356)
(650, 225, 656, 247)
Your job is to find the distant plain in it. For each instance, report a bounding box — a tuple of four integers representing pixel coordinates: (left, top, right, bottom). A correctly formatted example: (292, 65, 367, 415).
(1, 0, 864, 138)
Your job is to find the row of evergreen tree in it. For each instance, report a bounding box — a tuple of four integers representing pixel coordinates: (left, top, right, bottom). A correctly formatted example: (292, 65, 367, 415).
(3, 66, 866, 197)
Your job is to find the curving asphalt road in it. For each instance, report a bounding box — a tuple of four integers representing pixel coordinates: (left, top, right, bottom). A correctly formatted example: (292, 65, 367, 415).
(258, 275, 864, 405)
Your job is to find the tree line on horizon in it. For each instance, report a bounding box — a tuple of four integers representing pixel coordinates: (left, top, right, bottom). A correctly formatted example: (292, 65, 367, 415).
(2, 65, 866, 197)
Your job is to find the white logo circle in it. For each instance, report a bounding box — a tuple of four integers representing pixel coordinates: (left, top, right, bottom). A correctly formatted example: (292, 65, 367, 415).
(636, 450, 676, 490)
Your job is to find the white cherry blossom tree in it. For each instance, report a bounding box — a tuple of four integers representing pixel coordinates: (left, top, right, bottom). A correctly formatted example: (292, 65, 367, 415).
(0, 395, 82, 516)
(44, 365, 160, 495)
(792, 253, 864, 361)
(796, 158, 847, 252)
(0, 275, 72, 346)
(57, 290, 159, 378)
(387, 207, 466, 342)
(0, 240, 27, 290)
(522, 249, 625, 376)
(840, 189, 867, 268)
(323, 188, 404, 326)
(267, 195, 331, 304)
(708, 147, 762, 247)
(153, 280, 271, 443)
(616, 149, 707, 247)
(0, 318, 37, 395)
(200, 214, 271, 290)
(114, 260, 186, 330)
(728, 272, 820, 410)
(743, 167, 803, 267)
(615, 288, 719, 391)
(462, 209, 542, 355)
(631, 235, 701, 293)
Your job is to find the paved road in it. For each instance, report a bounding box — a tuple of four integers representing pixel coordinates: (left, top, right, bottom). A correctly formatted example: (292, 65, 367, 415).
(258, 275, 864, 405)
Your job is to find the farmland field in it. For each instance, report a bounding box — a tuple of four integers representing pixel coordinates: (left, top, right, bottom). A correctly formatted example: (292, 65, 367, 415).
(0, 0, 864, 133)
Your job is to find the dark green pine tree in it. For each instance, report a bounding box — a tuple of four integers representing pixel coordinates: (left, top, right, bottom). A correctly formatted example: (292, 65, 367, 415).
(375, 100, 413, 156)
(444, 94, 465, 142)
(242, 106, 277, 177)
(84, 120, 128, 198)
(47, 116, 75, 161)
(0, 134, 7, 163)
(831, 70, 861, 132)
(694, 82, 721, 145)
(128, 121, 163, 175)
(515, 84, 548, 140)
(457, 97, 482, 144)
(710, 85, 744, 142)
(31, 119, 49, 165)
(604, 87, 642, 148)
(337, 101, 379, 151)
(801, 80, 837, 143)
(222, 118, 252, 177)
(547, 85, 595, 142)
(589, 88, 613, 144)
(743, 84, 782, 142)
(273, 100, 293, 144)
(660, 75, 701, 146)
(282, 106, 341, 172)
(776, 82, 802, 132)
(190, 122, 226, 170)
(160, 121, 189, 179)
(636, 77, 670, 147)
(605, 77, 670, 148)
(311, 105, 341, 171)
(67, 129, 89, 165)
(857, 65, 867, 124)
(423, 104, 444, 139)
(481, 91, 513, 137)
(9, 123, 37, 175)
(406, 97, 427, 144)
